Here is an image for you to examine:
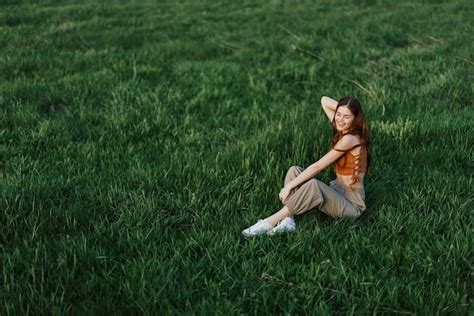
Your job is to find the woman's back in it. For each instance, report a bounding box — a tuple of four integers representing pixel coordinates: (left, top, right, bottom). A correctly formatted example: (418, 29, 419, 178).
(334, 140, 367, 189)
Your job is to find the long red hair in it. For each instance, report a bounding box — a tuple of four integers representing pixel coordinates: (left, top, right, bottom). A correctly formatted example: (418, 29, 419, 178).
(331, 96, 371, 172)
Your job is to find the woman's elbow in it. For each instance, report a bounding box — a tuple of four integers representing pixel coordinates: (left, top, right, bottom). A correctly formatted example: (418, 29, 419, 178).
(320, 96, 326, 106)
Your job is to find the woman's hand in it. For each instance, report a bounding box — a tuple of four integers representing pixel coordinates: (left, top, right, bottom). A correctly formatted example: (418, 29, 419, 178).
(279, 186, 292, 205)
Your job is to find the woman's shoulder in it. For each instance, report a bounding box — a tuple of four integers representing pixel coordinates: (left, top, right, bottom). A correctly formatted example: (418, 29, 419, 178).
(333, 134, 361, 153)
(340, 134, 361, 146)
(336, 134, 365, 155)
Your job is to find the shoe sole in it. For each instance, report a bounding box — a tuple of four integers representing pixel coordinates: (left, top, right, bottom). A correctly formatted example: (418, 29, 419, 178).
(242, 229, 273, 238)
(267, 228, 296, 236)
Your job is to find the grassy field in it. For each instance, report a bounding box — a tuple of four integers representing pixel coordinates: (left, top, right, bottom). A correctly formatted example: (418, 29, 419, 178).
(1, 0, 473, 314)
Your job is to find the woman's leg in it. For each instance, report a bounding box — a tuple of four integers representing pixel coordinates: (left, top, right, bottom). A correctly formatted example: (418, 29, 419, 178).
(283, 166, 304, 206)
(262, 178, 360, 231)
(286, 178, 361, 218)
(262, 166, 305, 226)
(264, 205, 291, 227)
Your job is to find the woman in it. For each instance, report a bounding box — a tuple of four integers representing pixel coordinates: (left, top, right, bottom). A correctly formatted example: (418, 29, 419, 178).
(242, 96, 371, 237)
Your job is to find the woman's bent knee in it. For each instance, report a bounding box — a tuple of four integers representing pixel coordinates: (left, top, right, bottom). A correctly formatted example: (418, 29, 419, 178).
(285, 166, 303, 186)
(287, 165, 300, 174)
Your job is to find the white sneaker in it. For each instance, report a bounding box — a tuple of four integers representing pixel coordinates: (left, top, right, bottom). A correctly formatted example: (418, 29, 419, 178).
(241, 219, 274, 238)
(267, 217, 296, 235)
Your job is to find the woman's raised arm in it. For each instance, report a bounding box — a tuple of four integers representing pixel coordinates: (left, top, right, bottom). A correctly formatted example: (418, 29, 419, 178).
(321, 96, 338, 122)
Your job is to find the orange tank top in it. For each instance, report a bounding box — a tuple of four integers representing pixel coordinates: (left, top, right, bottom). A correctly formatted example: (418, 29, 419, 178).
(333, 144, 367, 184)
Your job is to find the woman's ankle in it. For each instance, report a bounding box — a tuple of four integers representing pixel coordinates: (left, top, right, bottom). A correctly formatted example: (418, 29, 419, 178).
(264, 217, 278, 227)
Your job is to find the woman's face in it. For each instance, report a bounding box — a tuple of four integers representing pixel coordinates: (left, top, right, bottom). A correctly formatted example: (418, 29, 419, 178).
(335, 106, 355, 133)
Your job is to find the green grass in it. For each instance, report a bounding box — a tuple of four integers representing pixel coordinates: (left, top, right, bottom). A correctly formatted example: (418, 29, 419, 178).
(1, 0, 472, 314)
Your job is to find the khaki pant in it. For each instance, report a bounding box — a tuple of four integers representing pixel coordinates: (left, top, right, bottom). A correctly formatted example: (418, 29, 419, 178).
(284, 166, 366, 218)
